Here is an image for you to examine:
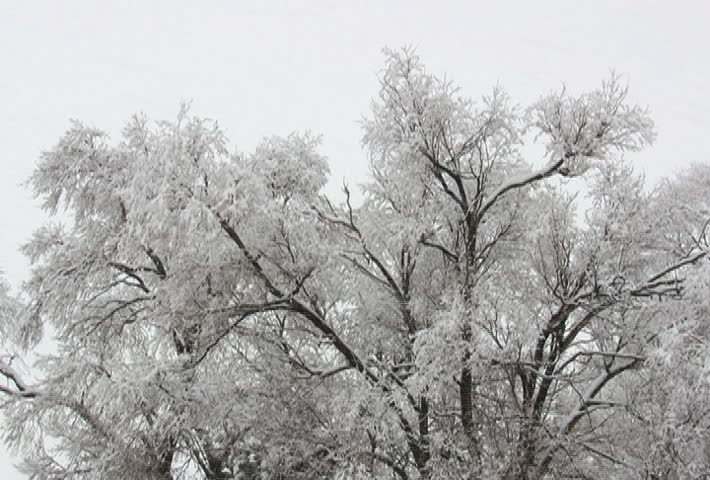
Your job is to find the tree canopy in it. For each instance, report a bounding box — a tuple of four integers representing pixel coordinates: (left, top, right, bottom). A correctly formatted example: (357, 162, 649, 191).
(1, 48, 709, 480)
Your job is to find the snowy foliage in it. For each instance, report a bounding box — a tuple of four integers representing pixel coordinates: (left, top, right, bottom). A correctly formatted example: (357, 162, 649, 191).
(1, 49, 708, 480)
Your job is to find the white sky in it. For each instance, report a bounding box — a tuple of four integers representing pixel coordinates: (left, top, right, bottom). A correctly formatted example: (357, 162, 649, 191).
(0, 0, 708, 477)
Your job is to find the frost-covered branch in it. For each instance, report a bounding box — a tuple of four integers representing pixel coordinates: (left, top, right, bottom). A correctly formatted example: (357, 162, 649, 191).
(0, 360, 38, 398)
(477, 157, 565, 220)
(536, 358, 642, 476)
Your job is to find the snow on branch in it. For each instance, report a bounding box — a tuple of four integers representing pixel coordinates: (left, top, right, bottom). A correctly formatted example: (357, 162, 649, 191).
(477, 157, 565, 220)
(0, 360, 39, 398)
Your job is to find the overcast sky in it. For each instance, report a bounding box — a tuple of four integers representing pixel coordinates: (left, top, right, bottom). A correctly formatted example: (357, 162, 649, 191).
(1, 0, 709, 477)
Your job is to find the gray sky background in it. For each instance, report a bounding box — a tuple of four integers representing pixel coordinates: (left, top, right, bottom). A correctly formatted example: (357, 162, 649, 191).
(1, 0, 708, 477)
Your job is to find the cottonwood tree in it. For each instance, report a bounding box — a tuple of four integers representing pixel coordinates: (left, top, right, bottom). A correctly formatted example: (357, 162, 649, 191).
(1, 49, 708, 480)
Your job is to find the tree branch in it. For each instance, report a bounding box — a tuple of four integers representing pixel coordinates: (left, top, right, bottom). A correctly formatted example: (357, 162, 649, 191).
(478, 157, 565, 221)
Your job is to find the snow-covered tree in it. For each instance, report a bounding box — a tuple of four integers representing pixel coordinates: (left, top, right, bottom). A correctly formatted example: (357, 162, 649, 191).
(1, 49, 707, 480)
